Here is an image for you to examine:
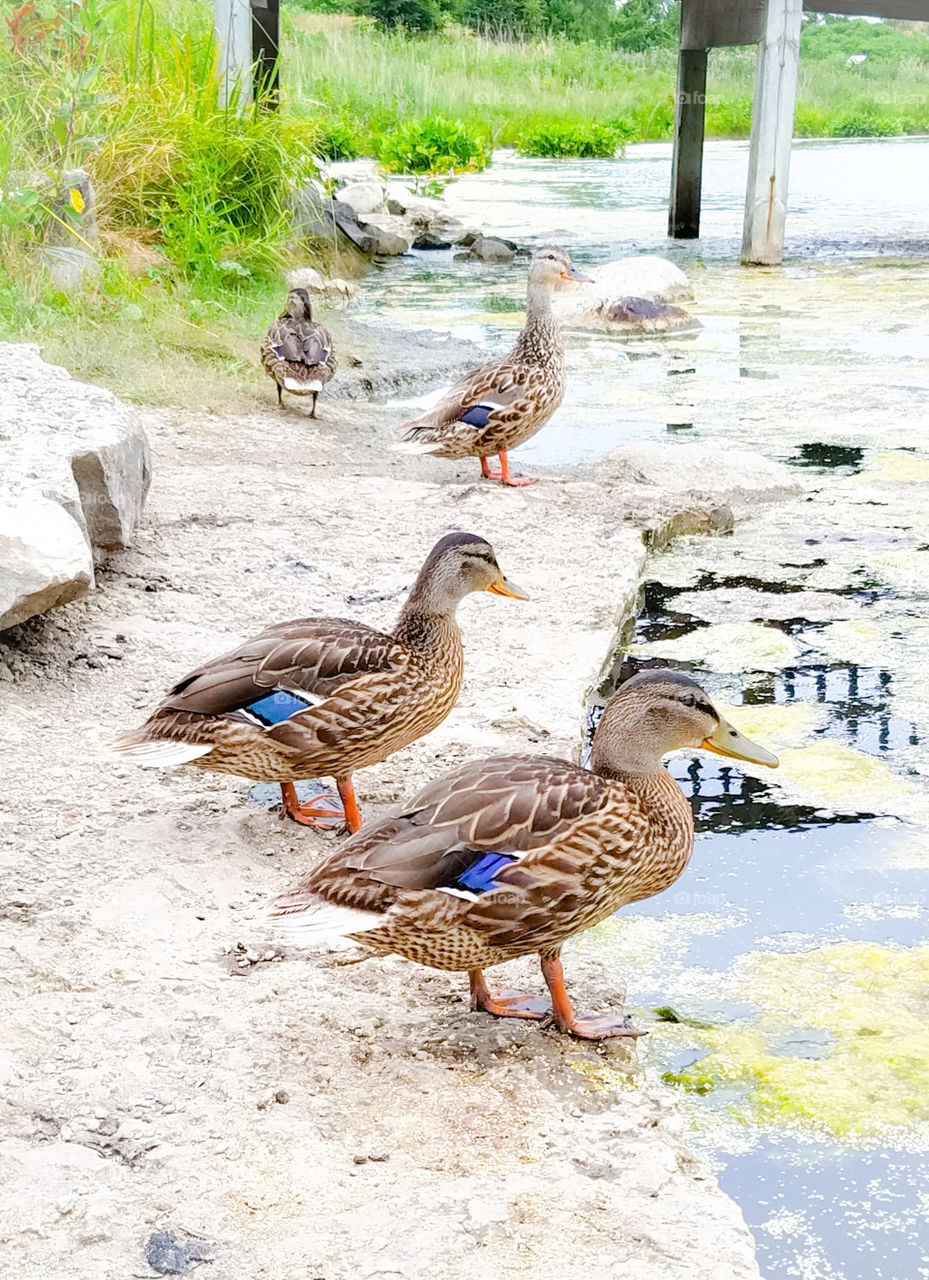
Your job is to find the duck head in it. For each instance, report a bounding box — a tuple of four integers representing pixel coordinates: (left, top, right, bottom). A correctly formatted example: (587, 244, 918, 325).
(403, 531, 529, 616)
(591, 668, 778, 777)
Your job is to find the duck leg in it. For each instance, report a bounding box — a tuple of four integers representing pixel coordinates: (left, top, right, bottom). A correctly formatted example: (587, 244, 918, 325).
(310, 391, 318, 418)
(336, 775, 362, 834)
(540, 955, 646, 1039)
(468, 968, 551, 1020)
(479, 450, 538, 488)
(277, 384, 284, 407)
(279, 782, 345, 828)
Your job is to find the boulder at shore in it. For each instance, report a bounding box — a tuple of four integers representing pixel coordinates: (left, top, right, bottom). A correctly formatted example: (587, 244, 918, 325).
(0, 344, 151, 631)
(554, 256, 700, 334)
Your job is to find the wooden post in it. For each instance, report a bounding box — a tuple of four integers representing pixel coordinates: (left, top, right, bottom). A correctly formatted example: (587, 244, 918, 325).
(741, 0, 803, 266)
(668, 47, 708, 240)
(214, 0, 251, 111)
(251, 0, 280, 108)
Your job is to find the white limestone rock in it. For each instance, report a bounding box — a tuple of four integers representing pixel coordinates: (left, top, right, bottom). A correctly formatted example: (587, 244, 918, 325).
(0, 343, 151, 631)
(335, 180, 388, 218)
(598, 442, 802, 515)
(554, 255, 698, 332)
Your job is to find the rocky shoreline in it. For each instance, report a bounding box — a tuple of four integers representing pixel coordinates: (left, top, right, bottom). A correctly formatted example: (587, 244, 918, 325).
(0, 337, 802, 1277)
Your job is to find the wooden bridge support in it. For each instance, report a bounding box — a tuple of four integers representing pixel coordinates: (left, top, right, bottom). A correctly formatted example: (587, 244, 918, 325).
(741, 0, 803, 264)
(668, 48, 708, 240)
(214, 0, 280, 110)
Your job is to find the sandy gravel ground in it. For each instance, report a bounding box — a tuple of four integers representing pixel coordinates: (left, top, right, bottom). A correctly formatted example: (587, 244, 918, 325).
(0, 373, 760, 1279)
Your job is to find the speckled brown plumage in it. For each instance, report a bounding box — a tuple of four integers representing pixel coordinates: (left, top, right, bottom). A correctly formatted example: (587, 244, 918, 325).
(108, 533, 528, 829)
(397, 247, 587, 485)
(260, 287, 336, 414)
(268, 669, 777, 1036)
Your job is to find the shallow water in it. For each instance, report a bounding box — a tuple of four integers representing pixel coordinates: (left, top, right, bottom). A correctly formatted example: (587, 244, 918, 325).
(351, 140, 929, 1280)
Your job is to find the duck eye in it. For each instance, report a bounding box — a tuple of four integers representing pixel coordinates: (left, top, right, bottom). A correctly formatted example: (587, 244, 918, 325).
(679, 693, 696, 708)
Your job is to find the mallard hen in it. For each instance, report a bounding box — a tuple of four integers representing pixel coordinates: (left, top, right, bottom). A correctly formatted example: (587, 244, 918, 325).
(108, 533, 527, 833)
(268, 669, 777, 1037)
(396, 246, 589, 487)
(261, 287, 336, 416)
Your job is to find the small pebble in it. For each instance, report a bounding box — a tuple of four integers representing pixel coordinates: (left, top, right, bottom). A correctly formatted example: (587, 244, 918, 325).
(274, 1090, 289, 1105)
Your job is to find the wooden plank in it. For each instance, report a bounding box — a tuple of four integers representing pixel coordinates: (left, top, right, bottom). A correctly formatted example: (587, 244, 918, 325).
(214, 0, 252, 111)
(742, 0, 804, 265)
(669, 48, 708, 239)
(251, 0, 280, 107)
(803, 0, 929, 17)
(681, 0, 766, 48)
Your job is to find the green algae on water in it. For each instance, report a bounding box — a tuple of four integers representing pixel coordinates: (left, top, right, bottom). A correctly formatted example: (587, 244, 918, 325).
(661, 942, 929, 1139)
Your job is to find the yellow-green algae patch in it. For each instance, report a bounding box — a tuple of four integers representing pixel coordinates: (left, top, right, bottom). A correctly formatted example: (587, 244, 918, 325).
(849, 451, 929, 485)
(629, 622, 799, 673)
(660, 942, 929, 1139)
(714, 701, 828, 752)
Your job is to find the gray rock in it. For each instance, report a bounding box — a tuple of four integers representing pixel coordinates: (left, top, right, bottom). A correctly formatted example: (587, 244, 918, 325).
(286, 266, 358, 301)
(356, 213, 414, 256)
(39, 246, 102, 294)
(145, 1230, 215, 1275)
(0, 344, 151, 632)
(336, 180, 387, 218)
(414, 212, 470, 250)
(600, 296, 701, 334)
(47, 168, 99, 248)
(468, 234, 518, 262)
(597, 442, 802, 516)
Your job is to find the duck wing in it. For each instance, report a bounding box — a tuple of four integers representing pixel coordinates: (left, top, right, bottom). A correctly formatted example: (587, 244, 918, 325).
(398, 357, 539, 451)
(268, 317, 333, 369)
(285, 755, 641, 924)
(156, 618, 403, 745)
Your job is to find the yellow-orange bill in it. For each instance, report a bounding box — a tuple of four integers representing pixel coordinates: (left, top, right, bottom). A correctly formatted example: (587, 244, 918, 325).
(702, 714, 779, 767)
(487, 574, 530, 601)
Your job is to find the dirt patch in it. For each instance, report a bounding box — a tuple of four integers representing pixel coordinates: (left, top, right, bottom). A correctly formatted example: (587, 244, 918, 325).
(0, 363, 761, 1278)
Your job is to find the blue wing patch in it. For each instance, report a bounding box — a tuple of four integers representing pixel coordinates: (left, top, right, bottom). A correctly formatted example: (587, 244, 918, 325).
(456, 851, 516, 894)
(245, 690, 315, 726)
(458, 403, 495, 429)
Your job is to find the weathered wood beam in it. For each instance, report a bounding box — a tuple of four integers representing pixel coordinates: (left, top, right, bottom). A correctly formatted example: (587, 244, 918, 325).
(741, 0, 803, 266)
(681, 0, 766, 49)
(214, 0, 252, 111)
(669, 48, 708, 239)
(251, 0, 280, 107)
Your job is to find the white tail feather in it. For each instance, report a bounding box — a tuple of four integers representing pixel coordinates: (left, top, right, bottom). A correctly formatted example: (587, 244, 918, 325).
(284, 377, 322, 392)
(105, 739, 214, 768)
(268, 899, 384, 946)
(392, 438, 443, 456)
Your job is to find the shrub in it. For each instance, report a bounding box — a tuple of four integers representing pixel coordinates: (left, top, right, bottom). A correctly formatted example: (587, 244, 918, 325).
(458, 0, 543, 39)
(312, 117, 365, 160)
(705, 95, 753, 136)
(517, 119, 633, 158)
(376, 114, 489, 173)
(832, 109, 903, 138)
(610, 0, 679, 51)
(792, 103, 830, 138)
(357, 0, 449, 32)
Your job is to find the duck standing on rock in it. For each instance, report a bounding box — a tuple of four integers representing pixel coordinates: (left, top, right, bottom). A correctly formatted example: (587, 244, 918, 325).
(268, 670, 777, 1036)
(261, 287, 336, 416)
(107, 533, 528, 833)
(396, 246, 589, 487)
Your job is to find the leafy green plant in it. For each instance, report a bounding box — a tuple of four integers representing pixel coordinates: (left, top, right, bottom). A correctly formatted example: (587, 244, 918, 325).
(832, 109, 903, 138)
(517, 118, 633, 158)
(376, 114, 489, 173)
(357, 0, 448, 33)
(457, 0, 542, 40)
(312, 116, 365, 160)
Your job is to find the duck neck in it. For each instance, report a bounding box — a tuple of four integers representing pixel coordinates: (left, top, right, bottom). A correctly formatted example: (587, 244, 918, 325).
(599, 761, 695, 846)
(394, 586, 464, 653)
(514, 281, 562, 364)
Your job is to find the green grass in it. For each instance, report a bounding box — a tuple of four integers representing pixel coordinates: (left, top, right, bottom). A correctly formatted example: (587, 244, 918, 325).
(284, 13, 929, 146)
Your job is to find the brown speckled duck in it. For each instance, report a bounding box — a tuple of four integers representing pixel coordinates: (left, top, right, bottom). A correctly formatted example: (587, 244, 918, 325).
(268, 670, 777, 1037)
(396, 246, 589, 487)
(108, 533, 527, 833)
(261, 287, 336, 416)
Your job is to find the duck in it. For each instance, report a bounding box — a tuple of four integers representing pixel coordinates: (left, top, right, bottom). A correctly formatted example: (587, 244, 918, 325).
(260, 287, 337, 416)
(107, 533, 527, 833)
(396, 246, 589, 488)
(267, 669, 777, 1037)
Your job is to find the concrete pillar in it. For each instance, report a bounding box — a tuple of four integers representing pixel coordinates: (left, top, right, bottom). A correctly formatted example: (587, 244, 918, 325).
(214, 0, 251, 112)
(741, 0, 803, 266)
(668, 47, 708, 240)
